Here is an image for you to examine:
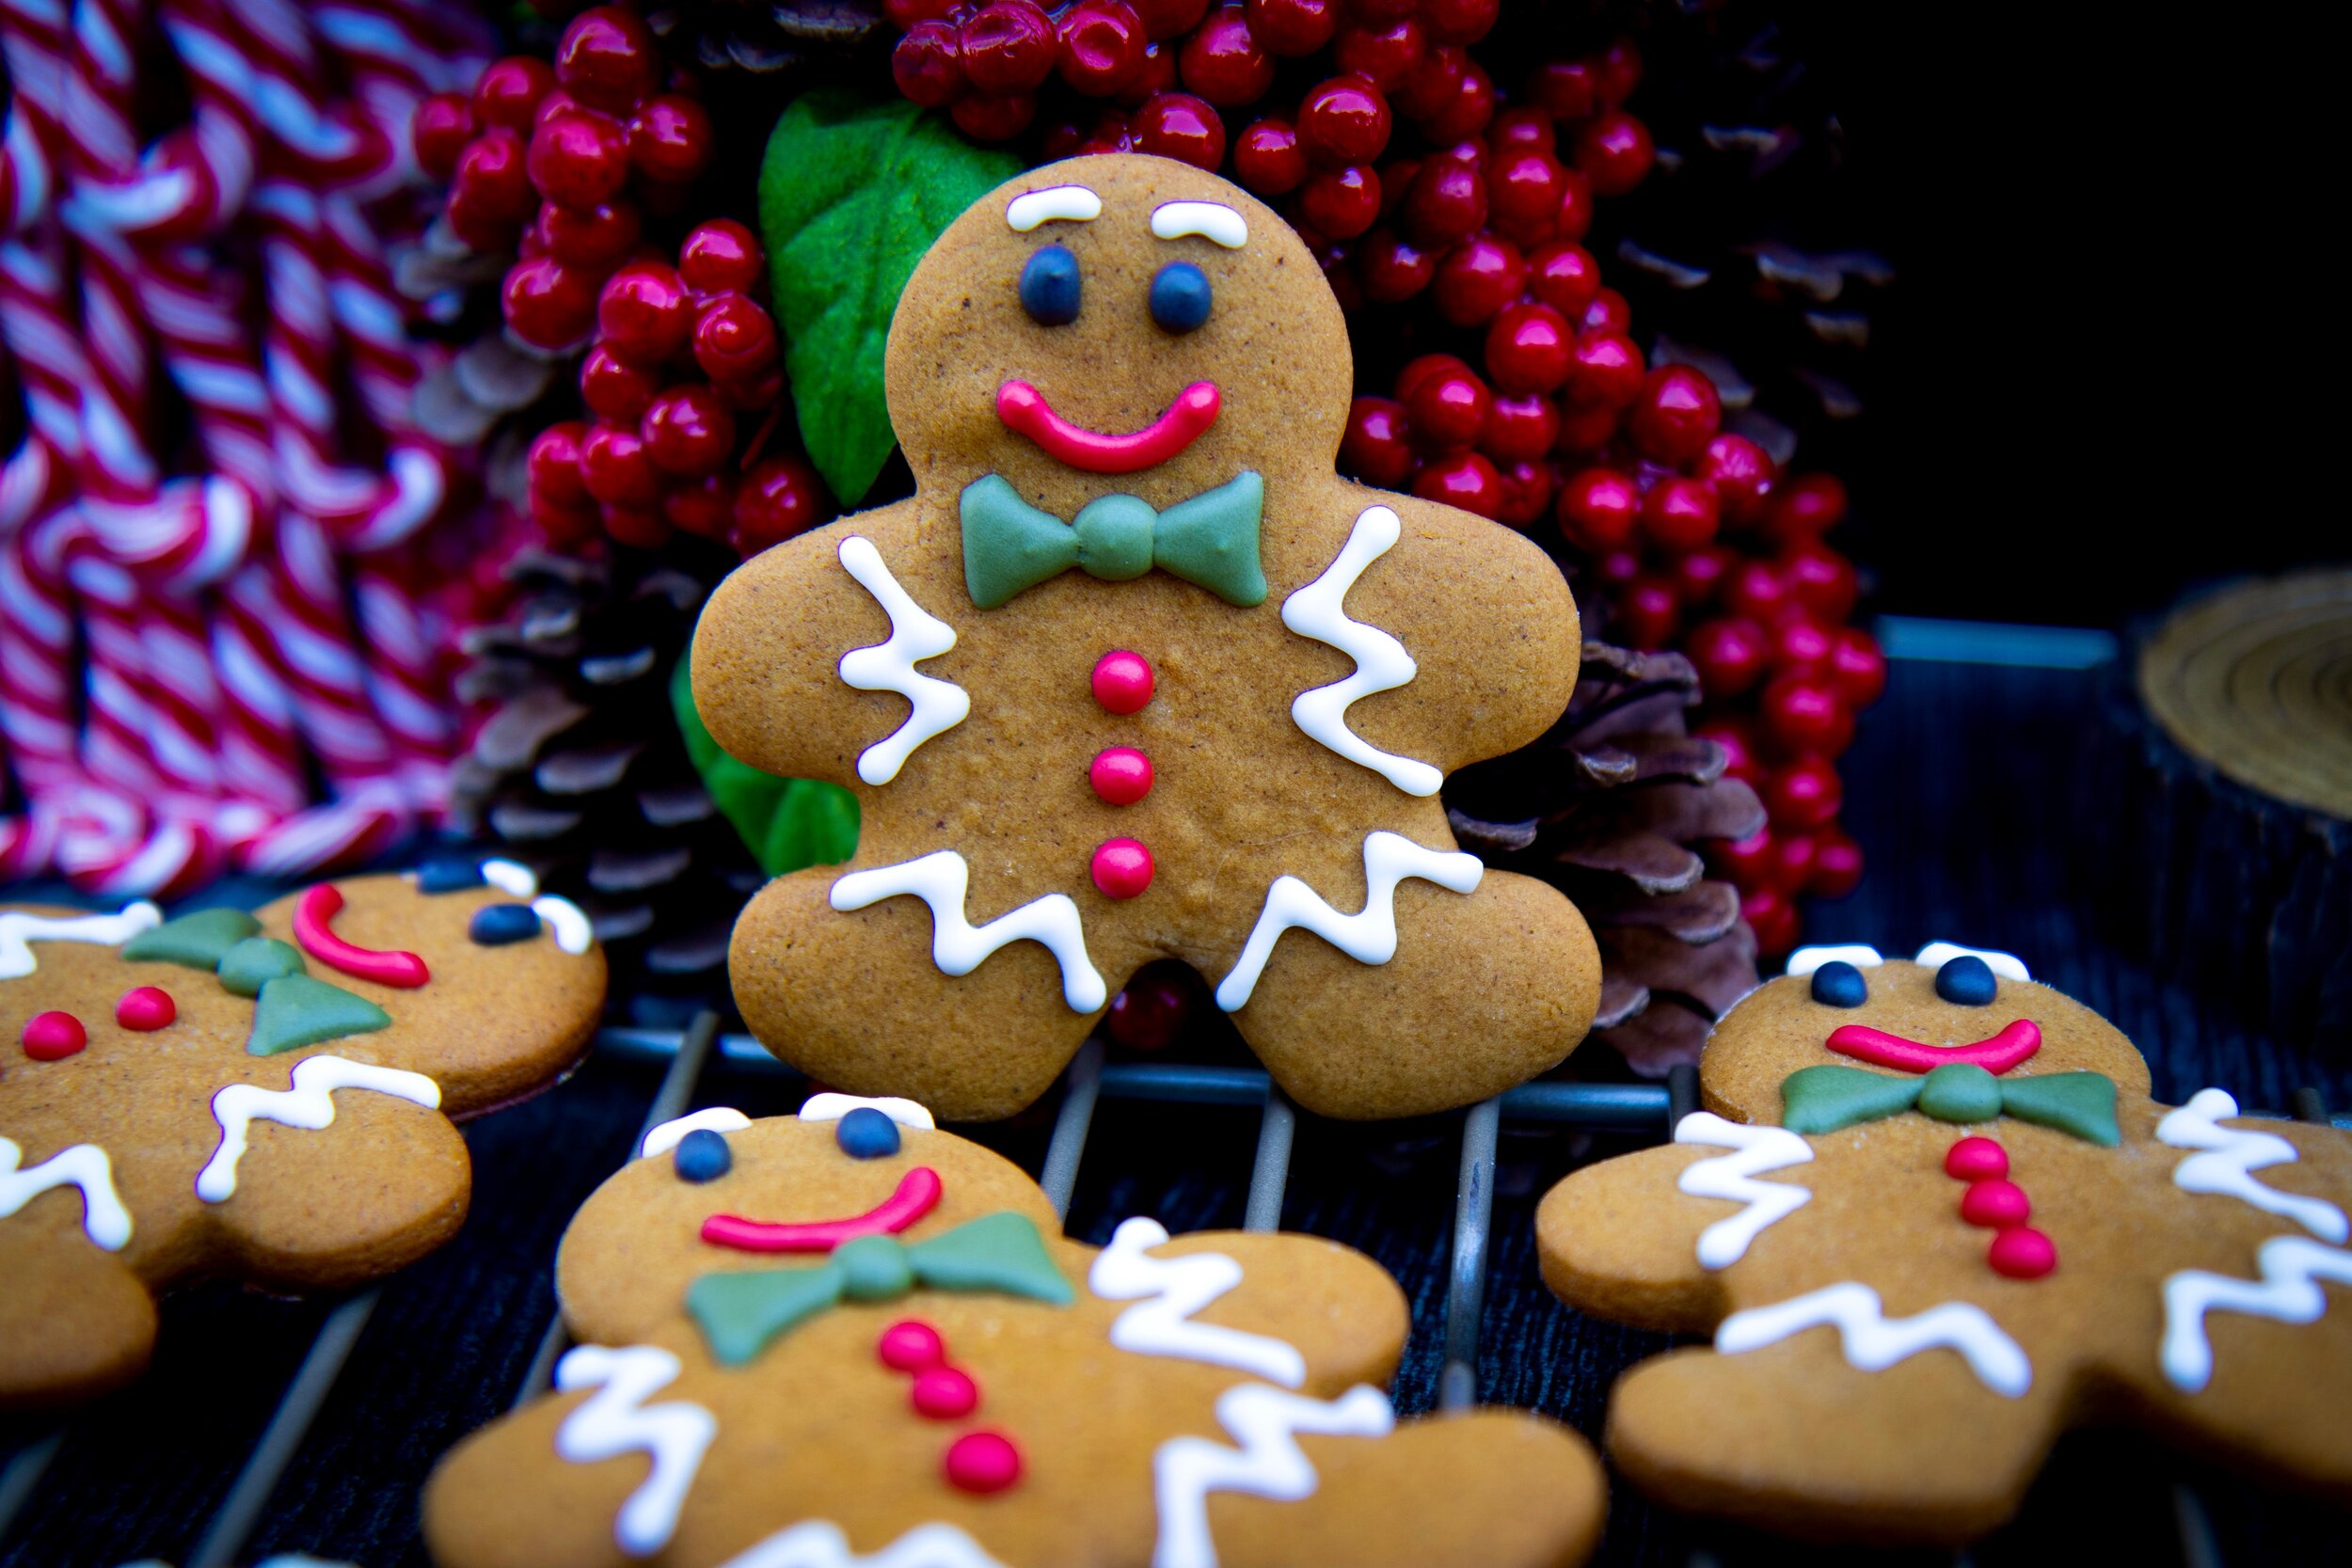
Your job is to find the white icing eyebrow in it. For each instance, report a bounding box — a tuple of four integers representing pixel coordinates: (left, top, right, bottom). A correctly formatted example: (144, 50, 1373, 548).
(1007, 184, 1102, 231)
(1152, 200, 1248, 249)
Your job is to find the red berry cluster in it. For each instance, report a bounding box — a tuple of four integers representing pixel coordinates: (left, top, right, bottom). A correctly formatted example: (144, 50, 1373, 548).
(523, 219, 830, 557)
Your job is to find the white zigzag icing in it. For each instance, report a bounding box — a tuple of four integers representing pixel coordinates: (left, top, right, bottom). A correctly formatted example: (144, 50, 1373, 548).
(556, 1344, 718, 1558)
(195, 1056, 442, 1202)
(0, 900, 162, 977)
(1674, 1114, 1814, 1270)
(2155, 1088, 2349, 1243)
(1282, 506, 1443, 797)
(1, 1136, 133, 1249)
(1215, 831, 1481, 1012)
(2161, 1236, 2352, 1393)
(1152, 1384, 1395, 1568)
(1089, 1217, 1308, 1386)
(1716, 1282, 2032, 1397)
(836, 535, 970, 787)
(831, 850, 1106, 1012)
(720, 1521, 1009, 1568)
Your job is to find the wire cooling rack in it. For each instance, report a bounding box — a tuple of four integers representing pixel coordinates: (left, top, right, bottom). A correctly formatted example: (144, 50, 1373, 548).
(2, 1008, 2342, 1568)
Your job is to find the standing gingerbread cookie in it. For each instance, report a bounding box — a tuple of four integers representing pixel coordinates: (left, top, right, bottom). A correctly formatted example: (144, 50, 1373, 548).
(0, 860, 604, 1407)
(1537, 942, 2352, 1542)
(423, 1098, 1605, 1567)
(693, 154, 1598, 1122)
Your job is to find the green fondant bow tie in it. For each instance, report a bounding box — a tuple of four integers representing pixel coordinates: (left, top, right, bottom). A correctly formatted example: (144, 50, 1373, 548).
(687, 1211, 1073, 1367)
(960, 471, 1267, 610)
(1782, 1063, 2120, 1146)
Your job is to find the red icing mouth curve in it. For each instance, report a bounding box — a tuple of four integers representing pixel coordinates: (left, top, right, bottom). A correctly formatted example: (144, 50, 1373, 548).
(700, 1166, 944, 1253)
(996, 379, 1219, 473)
(1827, 1019, 2042, 1076)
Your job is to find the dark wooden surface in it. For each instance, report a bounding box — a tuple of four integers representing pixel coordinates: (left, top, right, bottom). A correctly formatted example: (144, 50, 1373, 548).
(3, 650, 2346, 1567)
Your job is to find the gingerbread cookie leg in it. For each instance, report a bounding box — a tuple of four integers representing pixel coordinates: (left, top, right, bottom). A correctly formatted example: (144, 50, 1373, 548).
(0, 1225, 157, 1407)
(1218, 866, 1597, 1120)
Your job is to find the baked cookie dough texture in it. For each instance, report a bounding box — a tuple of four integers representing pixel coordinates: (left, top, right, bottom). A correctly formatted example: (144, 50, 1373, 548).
(694, 154, 1601, 1122)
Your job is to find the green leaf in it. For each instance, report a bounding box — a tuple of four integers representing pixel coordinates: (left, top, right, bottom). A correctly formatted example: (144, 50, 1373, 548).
(757, 91, 1021, 504)
(672, 655, 859, 878)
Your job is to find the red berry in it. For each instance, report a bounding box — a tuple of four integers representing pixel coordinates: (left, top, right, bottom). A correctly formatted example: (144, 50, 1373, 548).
(1417, 57, 1494, 141)
(1529, 59, 1597, 121)
(1234, 118, 1308, 193)
(1615, 576, 1679, 649)
(1090, 837, 1155, 899)
(1772, 616, 1836, 674)
(1764, 755, 1844, 830)
(501, 255, 599, 350)
(1484, 302, 1572, 395)
(1708, 826, 1774, 890)
(1413, 450, 1502, 518)
(664, 472, 739, 539)
(1389, 40, 1461, 115)
(1784, 544, 1861, 624)
(1487, 148, 1566, 246)
(530, 483, 600, 547)
(1393, 351, 1468, 404)
(1525, 242, 1599, 316)
(1401, 361, 1489, 450)
(580, 345, 660, 422)
(528, 421, 592, 505)
(1741, 886, 1799, 956)
(1298, 163, 1379, 240)
(1430, 233, 1523, 326)
(629, 95, 714, 185)
(1595, 547, 1641, 590)
(1770, 831, 1818, 895)
(1672, 543, 1735, 608)
(453, 127, 533, 223)
(1401, 156, 1486, 247)
(1697, 720, 1764, 787)
(1355, 229, 1433, 302)
(1492, 457, 1553, 528)
(542, 200, 642, 272)
(1340, 396, 1416, 485)
(1809, 827, 1864, 898)
(961, 3, 1059, 93)
(1057, 1, 1146, 94)
(1333, 20, 1424, 90)
(1556, 467, 1639, 550)
(715, 366, 785, 414)
(1574, 109, 1654, 196)
(602, 500, 672, 550)
(1579, 285, 1629, 335)
(1485, 106, 1555, 157)
(1945, 1136, 2009, 1183)
(733, 454, 829, 553)
(1827, 627, 1886, 708)
(1423, 0, 1497, 45)
(1766, 473, 1848, 543)
(951, 91, 1038, 141)
(1552, 399, 1617, 453)
(1595, 38, 1644, 107)
(642, 385, 737, 477)
(1686, 616, 1769, 700)
(414, 94, 478, 180)
(678, 220, 762, 293)
(1130, 91, 1226, 169)
(529, 109, 630, 213)
(22, 1010, 87, 1060)
(116, 986, 174, 1031)
(1694, 434, 1777, 526)
(884, 0, 961, 24)
(1298, 76, 1391, 166)
(1554, 168, 1596, 242)
(1106, 965, 1195, 1050)
(1179, 5, 1273, 105)
(579, 423, 661, 507)
(893, 21, 967, 108)
(1565, 330, 1644, 408)
(692, 293, 780, 384)
(1119, 39, 1180, 103)
(1245, 0, 1337, 55)
(1478, 392, 1557, 463)
(1988, 1227, 2058, 1279)
(1628, 365, 1722, 464)
(555, 6, 660, 116)
(1720, 562, 1788, 626)
(1763, 673, 1851, 758)
(1134, 0, 1211, 38)
(1345, 0, 1417, 21)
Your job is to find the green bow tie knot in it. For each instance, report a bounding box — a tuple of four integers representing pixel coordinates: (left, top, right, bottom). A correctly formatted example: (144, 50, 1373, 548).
(1781, 1064, 2120, 1146)
(961, 471, 1267, 610)
(687, 1211, 1074, 1366)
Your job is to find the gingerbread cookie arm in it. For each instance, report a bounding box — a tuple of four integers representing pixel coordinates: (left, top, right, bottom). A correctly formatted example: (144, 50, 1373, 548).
(692, 500, 960, 790)
(1536, 1141, 1756, 1334)
(424, 1388, 649, 1568)
(0, 1223, 158, 1408)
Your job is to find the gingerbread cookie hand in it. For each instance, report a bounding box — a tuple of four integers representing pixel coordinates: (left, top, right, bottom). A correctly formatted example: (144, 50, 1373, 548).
(693, 153, 1598, 1123)
(1538, 942, 2352, 1543)
(425, 1099, 1603, 1568)
(0, 861, 605, 1407)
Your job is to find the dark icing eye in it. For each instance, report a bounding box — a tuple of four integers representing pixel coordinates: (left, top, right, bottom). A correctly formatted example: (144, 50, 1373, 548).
(1019, 244, 1081, 325)
(468, 903, 541, 945)
(673, 1129, 732, 1182)
(1935, 955, 1998, 1006)
(1808, 959, 1868, 1008)
(1149, 261, 1212, 333)
(835, 1107, 901, 1159)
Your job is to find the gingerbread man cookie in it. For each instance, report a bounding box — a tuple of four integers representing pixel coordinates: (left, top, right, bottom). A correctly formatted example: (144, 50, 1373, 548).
(0, 858, 604, 1407)
(1536, 942, 2352, 1543)
(692, 154, 1599, 1122)
(424, 1097, 1605, 1567)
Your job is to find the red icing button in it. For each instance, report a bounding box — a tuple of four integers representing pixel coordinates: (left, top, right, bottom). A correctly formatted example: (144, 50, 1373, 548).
(1944, 1136, 2010, 1183)
(294, 883, 431, 988)
(1089, 746, 1153, 805)
(878, 1320, 945, 1373)
(1960, 1179, 2030, 1230)
(1091, 650, 1154, 715)
(1090, 838, 1155, 899)
(911, 1365, 979, 1420)
(22, 1011, 87, 1060)
(944, 1430, 1023, 1494)
(115, 987, 176, 1032)
(1988, 1227, 2058, 1279)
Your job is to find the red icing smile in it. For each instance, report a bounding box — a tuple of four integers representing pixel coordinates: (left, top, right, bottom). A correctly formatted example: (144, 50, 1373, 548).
(996, 379, 1219, 473)
(700, 1166, 943, 1253)
(1826, 1019, 2042, 1076)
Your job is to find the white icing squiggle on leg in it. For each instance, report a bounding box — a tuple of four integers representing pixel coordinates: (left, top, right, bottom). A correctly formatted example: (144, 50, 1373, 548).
(2161, 1237, 2352, 1393)
(1, 1136, 133, 1249)
(196, 1057, 442, 1201)
(1089, 1217, 1307, 1386)
(1215, 831, 1482, 1011)
(1152, 1383, 1395, 1568)
(1673, 1114, 1814, 1270)
(0, 900, 162, 977)
(717, 1519, 1010, 1568)
(831, 850, 1105, 1011)
(1282, 506, 1443, 797)
(555, 1344, 718, 1558)
(2155, 1088, 2349, 1243)
(1715, 1282, 2032, 1397)
(837, 536, 970, 786)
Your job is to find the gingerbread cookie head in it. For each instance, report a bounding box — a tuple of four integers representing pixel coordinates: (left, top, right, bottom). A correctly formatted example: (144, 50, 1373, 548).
(694, 154, 1599, 1123)
(1537, 942, 2352, 1544)
(424, 1098, 1605, 1568)
(0, 862, 604, 1408)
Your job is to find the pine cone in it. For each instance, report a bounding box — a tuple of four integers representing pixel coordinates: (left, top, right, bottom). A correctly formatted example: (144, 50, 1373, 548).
(1446, 642, 1763, 1075)
(645, 1, 887, 76)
